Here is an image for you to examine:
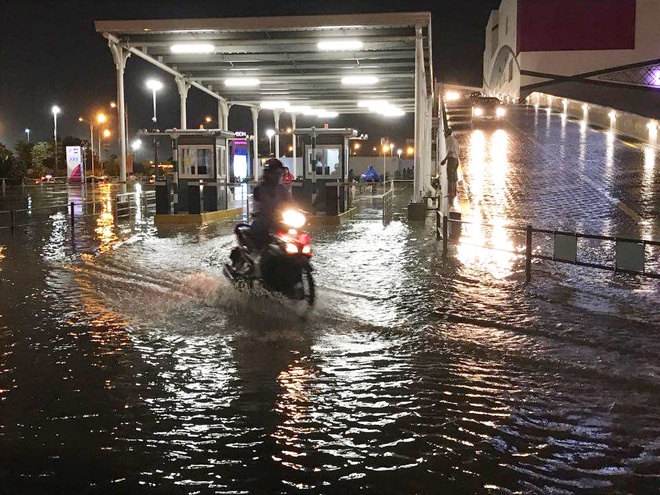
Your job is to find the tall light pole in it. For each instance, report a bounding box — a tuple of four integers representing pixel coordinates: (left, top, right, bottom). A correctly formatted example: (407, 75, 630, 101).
(266, 129, 275, 157)
(78, 117, 95, 179)
(52, 105, 61, 171)
(25, 128, 30, 143)
(131, 139, 142, 171)
(146, 79, 163, 172)
(101, 129, 111, 171)
(146, 79, 163, 123)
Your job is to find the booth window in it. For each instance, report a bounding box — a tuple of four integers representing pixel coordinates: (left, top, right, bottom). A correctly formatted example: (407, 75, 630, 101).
(179, 145, 214, 179)
(306, 145, 341, 177)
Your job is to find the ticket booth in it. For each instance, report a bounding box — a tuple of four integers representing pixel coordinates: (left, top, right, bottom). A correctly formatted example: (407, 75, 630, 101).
(171, 129, 234, 214)
(293, 127, 359, 215)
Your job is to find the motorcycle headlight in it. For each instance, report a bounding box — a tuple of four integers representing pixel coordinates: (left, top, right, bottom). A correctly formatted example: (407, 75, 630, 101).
(496, 107, 506, 117)
(285, 243, 299, 254)
(282, 209, 306, 229)
(473, 107, 483, 117)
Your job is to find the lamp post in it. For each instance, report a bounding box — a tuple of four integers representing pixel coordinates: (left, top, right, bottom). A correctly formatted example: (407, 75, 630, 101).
(382, 143, 389, 182)
(25, 128, 30, 143)
(146, 79, 163, 123)
(266, 129, 275, 157)
(78, 116, 95, 179)
(52, 105, 61, 171)
(146, 79, 163, 172)
(204, 116, 220, 128)
(100, 129, 111, 173)
(131, 139, 142, 174)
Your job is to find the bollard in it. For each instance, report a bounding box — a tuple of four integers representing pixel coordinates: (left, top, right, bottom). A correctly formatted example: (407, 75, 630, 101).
(10, 209, 15, 233)
(442, 215, 448, 259)
(525, 225, 533, 282)
(436, 210, 441, 241)
(70, 202, 75, 230)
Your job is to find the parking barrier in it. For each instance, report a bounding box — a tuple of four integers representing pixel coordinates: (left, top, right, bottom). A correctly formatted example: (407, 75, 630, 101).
(436, 209, 660, 280)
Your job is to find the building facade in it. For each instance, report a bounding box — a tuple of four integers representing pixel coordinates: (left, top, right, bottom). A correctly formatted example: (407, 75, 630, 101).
(483, 0, 659, 119)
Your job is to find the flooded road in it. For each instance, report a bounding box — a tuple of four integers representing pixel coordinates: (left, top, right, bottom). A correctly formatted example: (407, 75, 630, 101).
(1, 107, 659, 493)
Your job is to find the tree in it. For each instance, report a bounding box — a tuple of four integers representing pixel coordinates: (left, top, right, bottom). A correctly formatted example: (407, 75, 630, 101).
(14, 140, 33, 179)
(0, 143, 15, 178)
(31, 142, 52, 178)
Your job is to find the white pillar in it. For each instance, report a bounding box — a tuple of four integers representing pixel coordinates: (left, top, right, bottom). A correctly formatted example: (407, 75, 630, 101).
(291, 114, 297, 177)
(274, 110, 281, 158)
(175, 78, 191, 130)
(108, 41, 130, 183)
(218, 100, 230, 130)
(413, 26, 425, 203)
(251, 106, 260, 181)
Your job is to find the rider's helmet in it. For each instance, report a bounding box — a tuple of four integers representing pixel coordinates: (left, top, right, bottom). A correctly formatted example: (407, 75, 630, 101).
(263, 158, 285, 180)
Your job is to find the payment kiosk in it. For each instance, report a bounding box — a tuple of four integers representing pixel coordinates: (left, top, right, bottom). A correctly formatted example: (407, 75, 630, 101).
(293, 127, 361, 216)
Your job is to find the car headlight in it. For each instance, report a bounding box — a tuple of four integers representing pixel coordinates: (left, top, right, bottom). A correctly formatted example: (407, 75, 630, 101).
(473, 107, 483, 117)
(282, 209, 306, 229)
(496, 107, 506, 117)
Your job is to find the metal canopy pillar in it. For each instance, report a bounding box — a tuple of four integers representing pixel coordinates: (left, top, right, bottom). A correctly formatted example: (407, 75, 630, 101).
(273, 110, 281, 158)
(413, 26, 424, 203)
(218, 100, 230, 130)
(291, 114, 297, 177)
(175, 78, 191, 130)
(251, 106, 260, 181)
(108, 40, 130, 183)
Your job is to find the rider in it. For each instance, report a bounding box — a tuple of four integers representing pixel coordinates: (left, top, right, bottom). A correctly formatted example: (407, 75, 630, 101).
(251, 158, 291, 248)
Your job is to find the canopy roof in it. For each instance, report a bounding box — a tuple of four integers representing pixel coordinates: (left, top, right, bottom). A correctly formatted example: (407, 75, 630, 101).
(95, 12, 433, 115)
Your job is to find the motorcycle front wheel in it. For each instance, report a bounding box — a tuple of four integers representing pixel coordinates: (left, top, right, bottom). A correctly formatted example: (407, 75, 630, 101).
(294, 267, 315, 307)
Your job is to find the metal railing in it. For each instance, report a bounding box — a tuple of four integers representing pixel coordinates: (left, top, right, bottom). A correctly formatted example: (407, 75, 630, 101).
(0, 190, 157, 233)
(382, 180, 395, 223)
(436, 210, 660, 281)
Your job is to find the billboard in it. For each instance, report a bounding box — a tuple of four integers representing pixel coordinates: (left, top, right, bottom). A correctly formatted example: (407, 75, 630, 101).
(66, 146, 83, 182)
(518, 0, 636, 52)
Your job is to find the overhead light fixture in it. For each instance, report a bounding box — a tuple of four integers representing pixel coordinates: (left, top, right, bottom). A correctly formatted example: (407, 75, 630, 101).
(316, 110, 338, 118)
(170, 44, 215, 54)
(287, 105, 311, 114)
(342, 75, 379, 86)
(378, 107, 405, 117)
(303, 108, 319, 116)
(317, 40, 363, 51)
(224, 78, 260, 87)
(260, 101, 290, 110)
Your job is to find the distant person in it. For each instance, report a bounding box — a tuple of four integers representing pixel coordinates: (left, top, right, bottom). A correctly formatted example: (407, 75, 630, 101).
(348, 168, 355, 182)
(440, 128, 460, 202)
(281, 166, 294, 193)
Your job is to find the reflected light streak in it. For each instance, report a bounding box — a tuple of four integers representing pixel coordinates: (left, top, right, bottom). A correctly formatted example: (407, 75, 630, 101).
(640, 146, 656, 239)
(457, 128, 519, 279)
(95, 184, 119, 252)
(0, 244, 5, 261)
(605, 131, 614, 176)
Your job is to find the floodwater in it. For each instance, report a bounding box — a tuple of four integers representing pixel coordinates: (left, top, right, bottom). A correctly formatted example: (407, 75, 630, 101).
(1, 107, 659, 494)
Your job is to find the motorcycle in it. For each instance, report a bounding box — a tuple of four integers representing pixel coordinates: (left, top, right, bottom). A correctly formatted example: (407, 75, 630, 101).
(223, 209, 315, 306)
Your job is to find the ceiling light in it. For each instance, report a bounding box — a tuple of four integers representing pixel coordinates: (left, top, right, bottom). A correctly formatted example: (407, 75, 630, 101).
(317, 40, 363, 51)
(287, 105, 311, 113)
(224, 78, 260, 87)
(316, 111, 338, 118)
(342, 75, 379, 86)
(378, 108, 405, 117)
(260, 101, 290, 109)
(170, 44, 215, 54)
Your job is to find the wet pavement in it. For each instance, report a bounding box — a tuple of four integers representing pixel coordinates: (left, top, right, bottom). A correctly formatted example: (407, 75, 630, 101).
(0, 106, 659, 494)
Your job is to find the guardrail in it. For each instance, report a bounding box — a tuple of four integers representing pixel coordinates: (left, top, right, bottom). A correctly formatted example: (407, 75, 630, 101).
(0, 190, 157, 233)
(436, 210, 660, 281)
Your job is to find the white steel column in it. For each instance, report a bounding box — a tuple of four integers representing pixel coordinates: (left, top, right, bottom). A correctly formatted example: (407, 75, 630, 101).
(413, 26, 425, 203)
(291, 114, 297, 177)
(175, 78, 191, 130)
(251, 106, 260, 181)
(108, 41, 130, 183)
(273, 110, 281, 158)
(218, 100, 230, 130)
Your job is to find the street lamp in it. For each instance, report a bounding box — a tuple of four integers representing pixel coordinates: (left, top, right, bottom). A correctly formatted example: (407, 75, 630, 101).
(78, 116, 96, 179)
(131, 139, 142, 169)
(100, 129, 111, 172)
(25, 128, 30, 143)
(266, 129, 275, 156)
(204, 116, 220, 128)
(52, 105, 60, 170)
(146, 79, 163, 123)
(397, 148, 403, 159)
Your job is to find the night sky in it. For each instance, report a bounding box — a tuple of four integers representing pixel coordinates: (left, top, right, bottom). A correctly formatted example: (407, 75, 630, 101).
(0, 0, 500, 152)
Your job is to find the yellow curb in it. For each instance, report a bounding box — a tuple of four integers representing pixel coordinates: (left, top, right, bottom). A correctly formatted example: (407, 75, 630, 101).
(155, 207, 243, 225)
(307, 207, 358, 226)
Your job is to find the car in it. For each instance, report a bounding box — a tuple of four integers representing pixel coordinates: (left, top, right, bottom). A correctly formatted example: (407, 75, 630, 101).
(471, 97, 506, 125)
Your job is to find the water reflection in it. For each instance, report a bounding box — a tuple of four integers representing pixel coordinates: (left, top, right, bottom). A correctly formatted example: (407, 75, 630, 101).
(640, 146, 657, 239)
(95, 184, 119, 252)
(458, 128, 520, 279)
